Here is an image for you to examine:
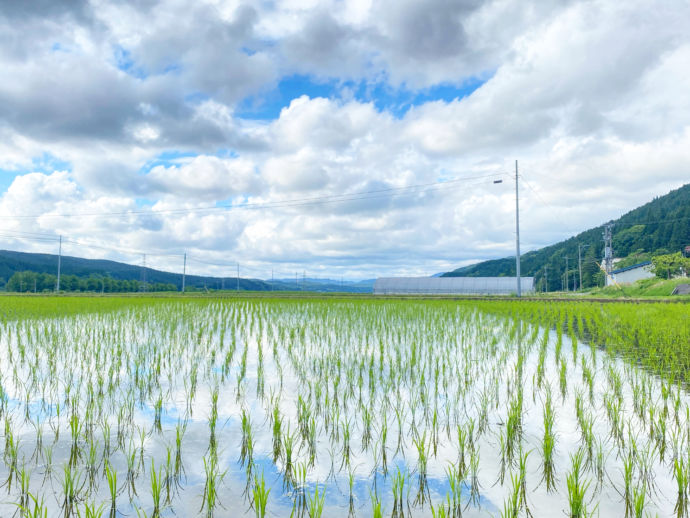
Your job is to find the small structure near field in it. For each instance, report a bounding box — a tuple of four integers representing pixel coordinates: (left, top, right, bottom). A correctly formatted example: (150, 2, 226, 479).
(373, 276, 534, 295)
(672, 284, 690, 295)
(606, 261, 654, 286)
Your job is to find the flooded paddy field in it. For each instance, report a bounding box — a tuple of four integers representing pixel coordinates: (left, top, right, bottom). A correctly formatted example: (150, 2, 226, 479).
(0, 297, 689, 517)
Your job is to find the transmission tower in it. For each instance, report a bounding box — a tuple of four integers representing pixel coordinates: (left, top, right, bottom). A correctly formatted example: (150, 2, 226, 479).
(602, 224, 614, 276)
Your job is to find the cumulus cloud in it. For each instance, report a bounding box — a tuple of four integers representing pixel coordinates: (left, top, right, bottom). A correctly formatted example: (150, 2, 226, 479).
(146, 155, 262, 200)
(0, 0, 688, 279)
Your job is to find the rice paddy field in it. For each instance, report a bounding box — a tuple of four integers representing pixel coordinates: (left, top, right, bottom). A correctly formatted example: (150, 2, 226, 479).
(0, 295, 689, 517)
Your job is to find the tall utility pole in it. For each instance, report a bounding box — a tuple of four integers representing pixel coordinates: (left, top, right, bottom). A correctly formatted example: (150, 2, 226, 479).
(544, 266, 548, 293)
(564, 257, 569, 292)
(236, 263, 240, 292)
(515, 160, 522, 297)
(140, 254, 147, 292)
(182, 253, 186, 293)
(578, 244, 590, 291)
(56, 235, 62, 292)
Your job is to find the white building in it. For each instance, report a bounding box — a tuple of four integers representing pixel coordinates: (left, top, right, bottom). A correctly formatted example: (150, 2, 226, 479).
(373, 276, 534, 295)
(606, 261, 654, 286)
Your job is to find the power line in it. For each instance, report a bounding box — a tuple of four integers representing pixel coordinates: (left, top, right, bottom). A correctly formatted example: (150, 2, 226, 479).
(0, 172, 509, 221)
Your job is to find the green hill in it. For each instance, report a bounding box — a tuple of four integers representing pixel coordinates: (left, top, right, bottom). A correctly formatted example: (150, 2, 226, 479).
(442, 183, 690, 291)
(0, 249, 375, 293)
(0, 249, 269, 291)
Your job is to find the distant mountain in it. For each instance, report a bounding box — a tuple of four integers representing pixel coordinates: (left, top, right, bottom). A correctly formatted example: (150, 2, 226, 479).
(443, 183, 690, 291)
(0, 249, 375, 293)
(0, 249, 269, 291)
(270, 277, 374, 293)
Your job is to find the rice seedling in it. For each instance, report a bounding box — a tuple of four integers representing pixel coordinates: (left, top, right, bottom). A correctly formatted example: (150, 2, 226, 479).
(592, 438, 608, 492)
(16, 492, 48, 518)
(80, 501, 106, 518)
(541, 386, 557, 492)
(413, 431, 429, 505)
(566, 449, 592, 518)
(391, 466, 407, 517)
(17, 463, 31, 510)
(673, 456, 689, 518)
(201, 453, 226, 517)
(307, 484, 326, 518)
(559, 358, 568, 400)
(104, 460, 118, 514)
(149, 459, 163, 518)
(632, 486, 647, 518)
(61, 463, 84, 517)
(517, 449, 532, 517)
(469, 443, 481, 507)
(240, 408, 254, 467)
(500, 471, 523, 518)
(153, 395, 163, 434)
(251, 471, 270, 518)
(370, 488, 384, 518)
(445, 463, 465, 517)
(292, 462, 309, 516)
(271, 403, 282, 462)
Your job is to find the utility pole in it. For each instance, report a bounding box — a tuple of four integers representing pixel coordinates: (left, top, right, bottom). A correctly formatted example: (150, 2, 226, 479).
(564, 257, 570, 292)
(303, 271, 306, 292)
(578, 245, 583, 291)
(182, 252, 186, 293)
(271, 269, 274, 291)
(56, 235, 62, 292)
(544, 266, 548, 293)
(236, 263, 240, 292)
(515, 160, 521, 297)
(140, 254, 147, 292)
(578, 244, 590, 291)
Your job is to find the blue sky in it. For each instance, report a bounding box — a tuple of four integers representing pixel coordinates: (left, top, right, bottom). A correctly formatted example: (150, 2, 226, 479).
(235, 73, 491, 120)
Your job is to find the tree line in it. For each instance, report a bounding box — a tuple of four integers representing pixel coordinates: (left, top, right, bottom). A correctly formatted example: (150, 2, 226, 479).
(5, 271, 177, 293)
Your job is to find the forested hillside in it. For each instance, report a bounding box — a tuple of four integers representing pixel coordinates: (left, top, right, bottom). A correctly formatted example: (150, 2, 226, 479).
(0, 250, 269, 291)
(443, 183, 690, 291)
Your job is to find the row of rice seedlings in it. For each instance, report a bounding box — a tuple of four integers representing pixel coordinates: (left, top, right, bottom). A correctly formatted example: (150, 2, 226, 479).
(0, 297, 688, 515)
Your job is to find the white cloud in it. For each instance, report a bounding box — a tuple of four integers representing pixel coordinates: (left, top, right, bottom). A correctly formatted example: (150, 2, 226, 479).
(147, 155, 261, 200)
(0, 0, 688, 279)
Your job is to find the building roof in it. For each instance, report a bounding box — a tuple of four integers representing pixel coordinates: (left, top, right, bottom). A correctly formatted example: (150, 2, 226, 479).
(611, 261, 652, 275)
(374, 276, 534, 295)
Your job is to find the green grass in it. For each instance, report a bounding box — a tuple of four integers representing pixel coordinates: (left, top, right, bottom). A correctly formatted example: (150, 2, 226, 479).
(587, 276, 690, 297)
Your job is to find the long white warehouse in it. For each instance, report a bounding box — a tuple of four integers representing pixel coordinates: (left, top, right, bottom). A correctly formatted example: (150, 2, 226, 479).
(373, 276, 535, 295)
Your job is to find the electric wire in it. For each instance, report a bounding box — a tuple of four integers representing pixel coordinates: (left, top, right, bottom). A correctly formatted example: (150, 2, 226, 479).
(1, 172, 509, 221)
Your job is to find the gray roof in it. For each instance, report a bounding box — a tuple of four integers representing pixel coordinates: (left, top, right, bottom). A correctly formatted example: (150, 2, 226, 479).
(374, 276, 534, 295)
(611, 261, 652, 275)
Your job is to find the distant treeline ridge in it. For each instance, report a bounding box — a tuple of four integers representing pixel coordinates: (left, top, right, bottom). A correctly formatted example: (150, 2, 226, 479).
(6, 270, 177, 293)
